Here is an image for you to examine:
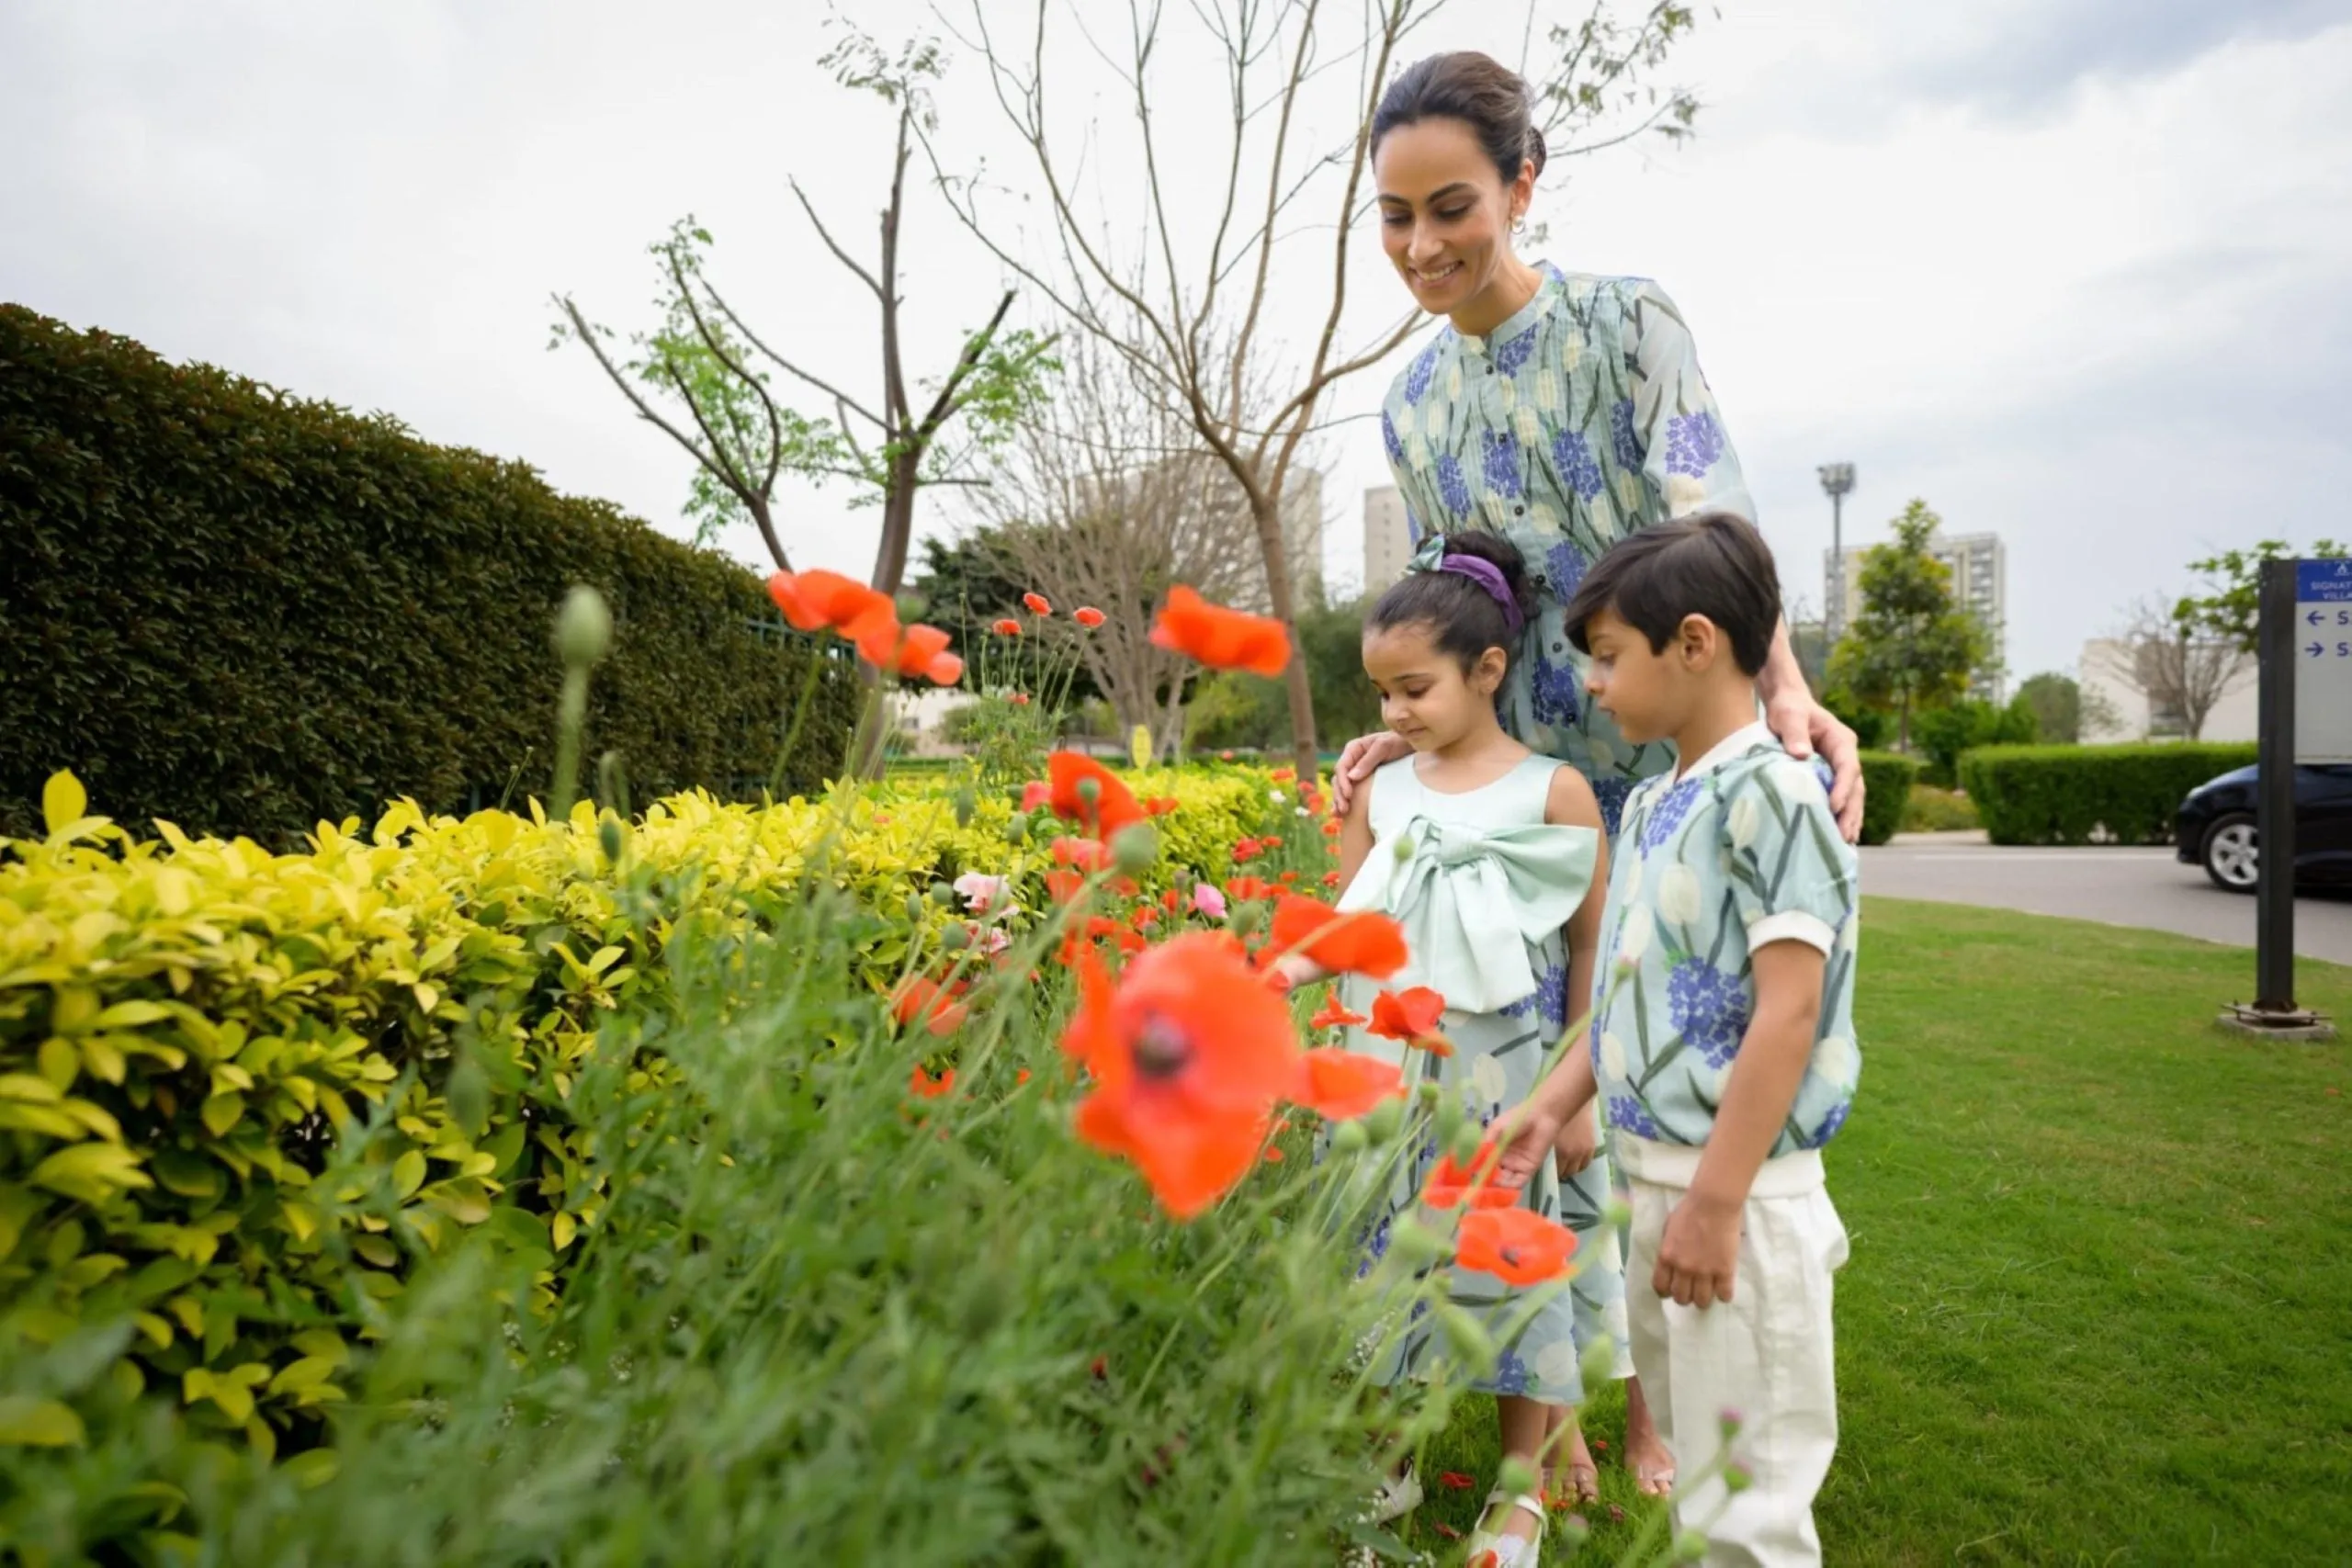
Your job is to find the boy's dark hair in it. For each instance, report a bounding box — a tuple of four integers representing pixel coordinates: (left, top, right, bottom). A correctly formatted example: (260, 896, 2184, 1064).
(1562, 513, 1781, 675)
(1365, 530, 1540, 673)
(1371, 52, 1547, 188)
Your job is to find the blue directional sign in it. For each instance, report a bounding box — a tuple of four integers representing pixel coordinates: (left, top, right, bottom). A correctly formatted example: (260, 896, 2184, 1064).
(2296, 558, 2352, 762)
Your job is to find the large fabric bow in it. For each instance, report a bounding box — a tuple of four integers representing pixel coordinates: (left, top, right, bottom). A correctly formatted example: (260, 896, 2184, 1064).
(1336, 813, 1600, 1013)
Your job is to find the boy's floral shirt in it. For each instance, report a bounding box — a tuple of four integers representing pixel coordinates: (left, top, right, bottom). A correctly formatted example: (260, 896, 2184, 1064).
(1592, 725, 1860, 1154)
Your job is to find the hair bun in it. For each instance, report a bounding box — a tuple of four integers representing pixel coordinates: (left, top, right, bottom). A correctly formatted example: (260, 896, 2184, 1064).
(1525, 124, 1547, 179)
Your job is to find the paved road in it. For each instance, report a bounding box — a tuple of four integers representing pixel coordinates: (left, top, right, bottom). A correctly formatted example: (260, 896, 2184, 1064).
(1860, 836, 2352, 966)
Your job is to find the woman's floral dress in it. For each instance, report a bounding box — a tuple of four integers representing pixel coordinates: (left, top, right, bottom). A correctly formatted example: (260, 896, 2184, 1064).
(1378, 265, 1756, 838)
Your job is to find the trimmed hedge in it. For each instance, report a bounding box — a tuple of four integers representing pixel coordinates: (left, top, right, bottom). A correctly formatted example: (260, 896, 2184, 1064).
(0, 306, 859, 847)
(1859, 751, 1918, 847)
(1958, 743, 2258, 846)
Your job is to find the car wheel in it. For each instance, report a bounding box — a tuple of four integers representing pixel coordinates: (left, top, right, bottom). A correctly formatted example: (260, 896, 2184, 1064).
(2202, 814, 2259, 894)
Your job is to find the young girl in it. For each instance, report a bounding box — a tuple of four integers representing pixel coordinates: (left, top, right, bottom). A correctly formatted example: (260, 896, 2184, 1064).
(1279, 531, 1623, 1567)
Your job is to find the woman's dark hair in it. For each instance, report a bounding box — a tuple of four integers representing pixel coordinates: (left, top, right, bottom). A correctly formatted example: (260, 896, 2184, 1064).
(1562, 513, 1782, 676)
(1366, 531, 1540, 673)
(1371, 52, 1548, 187)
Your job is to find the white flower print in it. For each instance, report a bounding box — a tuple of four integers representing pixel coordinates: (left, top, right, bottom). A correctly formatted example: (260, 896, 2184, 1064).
(1497, 376, 1517, 412)
(1535, 367, 1565, 414)
(1470, 1052, 1508, 1108)
(1558, 328, 1584, 371)
(1535, 1339, 1580, 1388)
(1600, 1031, 1629, 1082)
(1772, 759, 1817, 806)
(1594, 1227, 1623, 1276)
(1815, 1033, 1860, 1089)
(1615, 471, 1644, 513)
(1664, 472, 1708, 517)
(1406, 434, 1429, 467)
(1838, 916, 1861, 954)
(1514, 405, 1543, 447)
(1446, 365, 1463, 402)
(1602, 1296, 1629, 1346)
(1587, 738, 1616, 771)
(1657, 863, 1703, 927)
(1729, 794, 1760, 852)
(1483, 496, 1514, 529)
(1618, 906, 1654, 964)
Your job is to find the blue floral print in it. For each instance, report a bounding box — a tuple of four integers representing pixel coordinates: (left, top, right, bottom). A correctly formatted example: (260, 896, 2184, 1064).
(1550, 428, 1604, 501)
(1481, 428, 1523, 498)
(1437, 454, 1472, 513)
(1663, 409, 1725, 478)
(1610, 399, 1642, 468)
(1607, 1094, 1662, 1139)
(1382, 410, 1404, 465)
(1492, 1347, 1534, 1395)
(1591, 776, 1634, 839)
(1494, 325, 1538, 376)
(1803, 1100, 1849, 1150)
(1667, 957, 1751, 1068)
(1638, 776, 1705, 854)
(1532, 651, 1582, 727)
(1544, 538, 1588, 597)
(1404, 344, 1438, 404)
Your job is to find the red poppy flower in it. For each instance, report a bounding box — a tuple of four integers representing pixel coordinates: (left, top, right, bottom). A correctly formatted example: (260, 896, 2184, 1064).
(1367, 986, 1447, 1043)
(1262, 836, 1283, 849)
(1231, 839, 1262, 864)
(1144, 796, 1180, 817)
(1052, 837, 1112, 874)
(1270, 767, 1297, 783)
(910, 1064, 956, 1099)
(1422, 1141, 1518, 1211)
(1045, 870, 1089, 906)
(768, 569, 892, 637)
(1226, 875, 1276, 903)
(1290, 1049, 1405, 1120)
(1308, 997, 1367, 1031)
(888, 622, 965, 685)
(1277, 870, 1300, 886)
(1042, 751, 1145, 840)
(1435, 1523, 1464, 1541)
(1320, 871, 1340, 888)
(1439, 1471, 1476, 1492)
(1455, 1207, 1579, 1286)
(1023, 592, 1054, 616)
(1271, 897, 1408, 979)
(991, 618, 1023, 637)
(1060, 935, 1301, 1219)
(1009, 692, 1033, 707)
(1074, 606, 1107, 628)
(1132, 905, 1160, 931)
(1022, 780, 1053, 812)
(1218, 750, 1236, 761)
(894, 978, 971, 1037)
(1149, 585, 1292, 676)
(1160, 887, 1183, 913)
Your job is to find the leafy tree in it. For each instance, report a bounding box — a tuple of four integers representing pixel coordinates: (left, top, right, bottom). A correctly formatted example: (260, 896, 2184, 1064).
(1912, 696, 2038, 788)
(2177, 537, 2349, 653)
(1827, 499, 1992, 751)
(551, 28, 1057, 592)
(2014, 671, 2120, 746)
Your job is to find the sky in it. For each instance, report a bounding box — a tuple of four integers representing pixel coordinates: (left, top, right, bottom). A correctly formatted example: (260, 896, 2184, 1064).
(5, 0, 2348, 683)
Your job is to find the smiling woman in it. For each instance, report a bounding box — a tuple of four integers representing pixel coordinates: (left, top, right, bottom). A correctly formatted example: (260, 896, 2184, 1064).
(1337, 50, 1866, 853)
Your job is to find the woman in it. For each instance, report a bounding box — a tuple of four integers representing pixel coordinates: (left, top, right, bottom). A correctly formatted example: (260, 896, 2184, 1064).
(1337, 48, 1865, 1542)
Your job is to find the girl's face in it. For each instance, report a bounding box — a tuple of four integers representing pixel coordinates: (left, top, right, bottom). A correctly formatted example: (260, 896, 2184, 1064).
(1373, 118, 1531, 322)
(1363, 621, 1508, 753)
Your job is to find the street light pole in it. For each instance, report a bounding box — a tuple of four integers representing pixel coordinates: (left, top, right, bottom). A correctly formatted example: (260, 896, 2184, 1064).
(1817, 463, 1856, 646)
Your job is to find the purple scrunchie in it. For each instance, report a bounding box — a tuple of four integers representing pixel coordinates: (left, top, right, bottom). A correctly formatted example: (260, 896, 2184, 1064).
(1441, 554, 1524, 634)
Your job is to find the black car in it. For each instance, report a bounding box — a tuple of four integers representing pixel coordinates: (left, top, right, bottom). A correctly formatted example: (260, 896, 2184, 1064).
(2176, 763, 2352, 892)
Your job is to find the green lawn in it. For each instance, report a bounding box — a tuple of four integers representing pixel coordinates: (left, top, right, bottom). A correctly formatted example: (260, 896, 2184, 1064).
(1409, 898, 2352, 1565)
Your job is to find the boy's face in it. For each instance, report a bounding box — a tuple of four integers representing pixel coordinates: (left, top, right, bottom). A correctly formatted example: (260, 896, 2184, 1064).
(1363, 621, 1506, 753)
(1580, 605, 1686, 743)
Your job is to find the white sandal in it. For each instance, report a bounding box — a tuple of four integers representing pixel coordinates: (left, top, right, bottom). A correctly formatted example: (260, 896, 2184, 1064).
(1464, 1487, 1545, 1566)
(1367, 1457, 1423, 1523)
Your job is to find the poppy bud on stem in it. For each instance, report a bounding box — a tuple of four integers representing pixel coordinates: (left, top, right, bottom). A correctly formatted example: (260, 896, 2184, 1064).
(549, 586, 612, 822)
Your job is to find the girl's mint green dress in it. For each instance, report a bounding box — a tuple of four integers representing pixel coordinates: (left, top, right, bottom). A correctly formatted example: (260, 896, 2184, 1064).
(1334, 753, 1630, 1405)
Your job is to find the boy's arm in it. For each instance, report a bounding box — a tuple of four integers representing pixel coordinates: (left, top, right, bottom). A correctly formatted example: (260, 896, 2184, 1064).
(1651, 940, 1824, 1308)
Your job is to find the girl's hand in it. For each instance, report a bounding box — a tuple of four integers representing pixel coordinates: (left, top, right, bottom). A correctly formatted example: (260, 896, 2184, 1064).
(1553, 1102, 1600, 1179)
(1268, 954, 1327, 994)
(1329, 732, 1412, 818)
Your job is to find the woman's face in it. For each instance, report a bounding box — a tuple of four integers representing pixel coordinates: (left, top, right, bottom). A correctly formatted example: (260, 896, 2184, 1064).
(1373, 118, 1530, 321)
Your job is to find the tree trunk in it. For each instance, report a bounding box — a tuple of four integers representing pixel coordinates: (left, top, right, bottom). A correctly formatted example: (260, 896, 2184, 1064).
(1249, 492, 1319, 780)
(871, 454, 922, 598)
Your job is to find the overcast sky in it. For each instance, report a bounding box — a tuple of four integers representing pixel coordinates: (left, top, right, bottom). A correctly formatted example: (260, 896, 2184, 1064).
(6, 0, 2347, 682)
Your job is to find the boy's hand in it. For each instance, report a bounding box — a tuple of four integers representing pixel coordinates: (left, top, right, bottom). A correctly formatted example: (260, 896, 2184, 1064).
(1653, 1189, 1743, 1308)
(1553, 1103, 1600, 1179)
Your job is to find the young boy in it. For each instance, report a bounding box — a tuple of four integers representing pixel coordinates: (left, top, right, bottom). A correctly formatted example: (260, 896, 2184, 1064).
(1496, 511, 1860, 1567)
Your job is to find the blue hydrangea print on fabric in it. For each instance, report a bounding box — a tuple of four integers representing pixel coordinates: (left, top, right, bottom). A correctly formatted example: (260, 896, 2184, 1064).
(1382, 410, 1404, 465)
(1531, 650, 1581, 727)
(1544, 539, 1587, 597)
(1404, 344, 1438, 405)
(1437, 454, 1473, 513)
(1607, 1095, 1662, 1139)
(1637, 775, 1705, 853)
(1591, 776, 1634, 840)
(1481, 428, 1523, 498)
(1491, 1347, 1533, 1395)
(1494, 325, 1537, 377)
(1662, 410, 1725, 478)
(1550, 428, 1604, 501)
(1355, 1213, 1392, 1280)
(1532, 963, 1569, 1029)
(1803, 1100, 1849, 1150)
(1668, 957, 1751, 1068)
(1406, 505, 1425, 547)
(1610, 399, 1642, 468)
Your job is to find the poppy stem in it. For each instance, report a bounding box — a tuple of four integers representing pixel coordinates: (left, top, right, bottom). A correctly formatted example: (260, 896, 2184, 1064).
(768, 637, 831, 799)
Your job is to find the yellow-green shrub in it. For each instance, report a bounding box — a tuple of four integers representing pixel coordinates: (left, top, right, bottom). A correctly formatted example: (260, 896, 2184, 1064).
(0, 762, 1301, 1474)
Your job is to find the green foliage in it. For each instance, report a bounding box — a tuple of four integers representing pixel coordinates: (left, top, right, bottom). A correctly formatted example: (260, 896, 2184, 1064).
(1900, 784, 1981, 835)
(0, 307, 860, 847)
(1824, 691, 1890, 752)
(2177, 537, 2348, 654)
(1857, 752, 1919, 847)
(1958, 743, 2257, 846)
(1827, 501, 1993, 750)
(2013, 671, 2111, 746)
(908, 530, 1101, 705)
(1911, 696, 2039, 789)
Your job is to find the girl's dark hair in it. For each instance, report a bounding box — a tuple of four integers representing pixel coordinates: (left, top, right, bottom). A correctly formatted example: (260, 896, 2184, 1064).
(1371, 51, 1548, 187)
(1562, 512, 1782, 676)
(1366, 531, 1540, 672)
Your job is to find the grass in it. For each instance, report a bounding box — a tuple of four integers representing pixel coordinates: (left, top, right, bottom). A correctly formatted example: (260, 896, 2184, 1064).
(1901, 784, 1982, 834)
(1408, 898, 2352, 1564)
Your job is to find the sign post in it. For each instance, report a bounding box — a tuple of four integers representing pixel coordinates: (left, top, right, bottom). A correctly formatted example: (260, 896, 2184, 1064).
(2230, 558, 2347, 1038)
